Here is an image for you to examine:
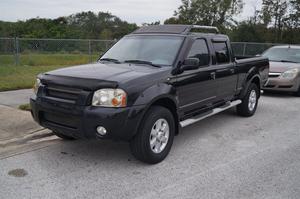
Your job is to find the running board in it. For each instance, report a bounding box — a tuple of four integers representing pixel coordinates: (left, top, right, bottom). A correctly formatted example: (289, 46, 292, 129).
(180, 100, 242, 128)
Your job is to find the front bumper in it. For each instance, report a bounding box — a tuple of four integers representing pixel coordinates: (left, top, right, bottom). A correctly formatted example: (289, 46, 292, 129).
(262, 76, 300, 92)
(30, 96, 146, 141)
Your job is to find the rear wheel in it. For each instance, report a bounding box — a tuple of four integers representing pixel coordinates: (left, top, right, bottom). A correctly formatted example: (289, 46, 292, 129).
(237, 83, 259, 117)
(53, 131, 75, 140)
(130, 106, 175, 164)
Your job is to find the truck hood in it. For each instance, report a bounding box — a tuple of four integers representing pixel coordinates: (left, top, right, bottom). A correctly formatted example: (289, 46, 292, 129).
(40, 62, 170, 91)
(270, 61, 300, 73)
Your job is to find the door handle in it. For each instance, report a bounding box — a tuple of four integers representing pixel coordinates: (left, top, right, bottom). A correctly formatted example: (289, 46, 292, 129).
(210, 72, 216, 80)
(230, 68, 235, 74)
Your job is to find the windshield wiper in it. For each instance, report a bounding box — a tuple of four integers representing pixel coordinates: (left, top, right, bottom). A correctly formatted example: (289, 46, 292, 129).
(124, 60, 162, 68)
(99, 58, 121, 64)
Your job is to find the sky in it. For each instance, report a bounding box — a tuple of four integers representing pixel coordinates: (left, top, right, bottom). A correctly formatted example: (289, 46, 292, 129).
(0, 0, 262, 25)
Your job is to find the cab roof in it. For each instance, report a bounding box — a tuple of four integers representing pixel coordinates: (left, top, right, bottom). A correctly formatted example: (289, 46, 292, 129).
(132, 25, 221, 35)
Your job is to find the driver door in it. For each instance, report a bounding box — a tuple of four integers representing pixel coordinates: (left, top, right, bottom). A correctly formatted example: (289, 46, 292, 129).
(176, 38, 219, 117)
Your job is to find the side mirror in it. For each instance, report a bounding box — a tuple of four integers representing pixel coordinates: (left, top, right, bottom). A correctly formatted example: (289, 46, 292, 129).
(181, 58, 200, 71)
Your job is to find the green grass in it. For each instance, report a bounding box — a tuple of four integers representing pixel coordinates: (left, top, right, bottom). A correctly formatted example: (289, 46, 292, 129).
(0, 65, 67, 91)
(18, 104, 31, 111)
(0, 53, 100, 91)
(0, 53, 99, 66)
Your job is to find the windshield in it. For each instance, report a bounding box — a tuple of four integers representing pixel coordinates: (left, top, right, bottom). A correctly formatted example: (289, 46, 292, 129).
(100, 35, 184, 66)
(263, 47, 300, 63)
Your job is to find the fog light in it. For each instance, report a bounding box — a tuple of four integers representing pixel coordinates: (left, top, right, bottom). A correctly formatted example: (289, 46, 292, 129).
(96, 126, 107, 136)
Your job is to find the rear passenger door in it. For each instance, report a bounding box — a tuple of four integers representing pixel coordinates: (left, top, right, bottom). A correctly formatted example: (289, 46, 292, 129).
(212, 40, 238, 101)
(176, 38, 219, 116)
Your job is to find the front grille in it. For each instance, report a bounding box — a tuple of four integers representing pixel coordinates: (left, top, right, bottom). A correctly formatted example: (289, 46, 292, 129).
(46, 85, 82, 101)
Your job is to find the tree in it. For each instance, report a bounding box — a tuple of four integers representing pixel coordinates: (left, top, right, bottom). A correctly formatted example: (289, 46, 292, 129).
(164, 0, 244, 29)
(0, 11, 138, 39)
(288, 0, 300, 28)
(230, 22, 267, 42)
(261, 0, 288, 41)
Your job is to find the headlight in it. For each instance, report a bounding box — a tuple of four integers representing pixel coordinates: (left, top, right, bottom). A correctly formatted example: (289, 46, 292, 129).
(33, 79, 41, 95)
(280, 68, 299, 79)
(92, 89, 127, 107)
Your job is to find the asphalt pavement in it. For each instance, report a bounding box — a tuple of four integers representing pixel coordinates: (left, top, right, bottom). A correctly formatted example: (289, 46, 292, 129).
(1, 93, 300, 199)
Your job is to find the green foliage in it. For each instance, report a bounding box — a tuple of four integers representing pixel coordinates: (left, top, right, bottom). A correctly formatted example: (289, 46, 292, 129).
(166, 0, 300, 44)
(19, 104, 31, 111)
(0, 53, 101, 91)
(234, 0, 300, 43)
(289, 0, 300, 28)
(164, 0, 244, 29)
(0, 11, 138, 40)
(0, 54, 99, 67)
(0, 65, 66, 91)
(230, 22, 267, 42)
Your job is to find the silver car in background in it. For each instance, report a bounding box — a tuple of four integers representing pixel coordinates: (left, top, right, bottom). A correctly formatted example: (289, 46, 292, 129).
(262, 45, 300, 96)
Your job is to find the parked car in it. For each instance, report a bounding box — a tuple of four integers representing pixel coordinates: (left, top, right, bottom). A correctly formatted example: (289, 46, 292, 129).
(30, 25, 269, 164)
(262, 45, 300, 96)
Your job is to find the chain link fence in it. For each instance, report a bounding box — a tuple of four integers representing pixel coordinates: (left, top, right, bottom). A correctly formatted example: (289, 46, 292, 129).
(0, 37, 291, 67)
(0, 38, 116, 66)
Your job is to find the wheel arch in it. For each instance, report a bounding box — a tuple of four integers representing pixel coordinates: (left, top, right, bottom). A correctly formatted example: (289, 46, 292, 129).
(240, 73, 261, 99)
(138, 96, 180, 136)
(151, 97, 179, 135)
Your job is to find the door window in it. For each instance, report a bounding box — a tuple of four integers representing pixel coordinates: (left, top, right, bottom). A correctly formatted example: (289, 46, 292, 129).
(213, 42, 230, 64)
(187, 39, 210, 66)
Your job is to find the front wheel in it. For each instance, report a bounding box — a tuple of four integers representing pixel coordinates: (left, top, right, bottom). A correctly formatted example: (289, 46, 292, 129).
(130, 106, 175, 164)
(237, 83, 259, 117)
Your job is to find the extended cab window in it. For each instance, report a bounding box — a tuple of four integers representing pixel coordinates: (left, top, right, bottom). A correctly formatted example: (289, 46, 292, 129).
(213, 42, 230, 64)
(187, 39, 210, 66)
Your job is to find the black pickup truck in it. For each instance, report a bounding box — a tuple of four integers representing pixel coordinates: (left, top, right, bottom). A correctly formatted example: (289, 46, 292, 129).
(31, 25, 269, 164)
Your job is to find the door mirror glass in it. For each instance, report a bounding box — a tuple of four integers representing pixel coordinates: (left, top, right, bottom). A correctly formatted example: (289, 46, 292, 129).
(181, 58, 200, 71)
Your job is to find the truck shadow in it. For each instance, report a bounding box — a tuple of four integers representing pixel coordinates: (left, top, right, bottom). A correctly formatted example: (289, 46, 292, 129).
(44, 108, 239, 167)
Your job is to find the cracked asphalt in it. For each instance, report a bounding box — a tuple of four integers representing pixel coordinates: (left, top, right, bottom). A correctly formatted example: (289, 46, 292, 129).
(1, 93, 300, 199)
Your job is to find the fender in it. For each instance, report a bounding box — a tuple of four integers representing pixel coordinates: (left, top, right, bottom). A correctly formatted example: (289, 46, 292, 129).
(132, 83, 178, 107)
(239, 67, 261, 99)
(129, 83, 180, 136)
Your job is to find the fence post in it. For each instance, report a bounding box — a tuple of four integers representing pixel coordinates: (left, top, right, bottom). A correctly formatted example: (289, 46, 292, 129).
(14, 37, 20, 66)
(242, 43, 247, 56)
(88, 40, 92, 63)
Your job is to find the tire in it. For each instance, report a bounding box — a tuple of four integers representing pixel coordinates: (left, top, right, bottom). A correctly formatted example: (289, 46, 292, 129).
(53, 131, 75, 140)
(237, 83, 259, 117)
(130, 106, 175, 164)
